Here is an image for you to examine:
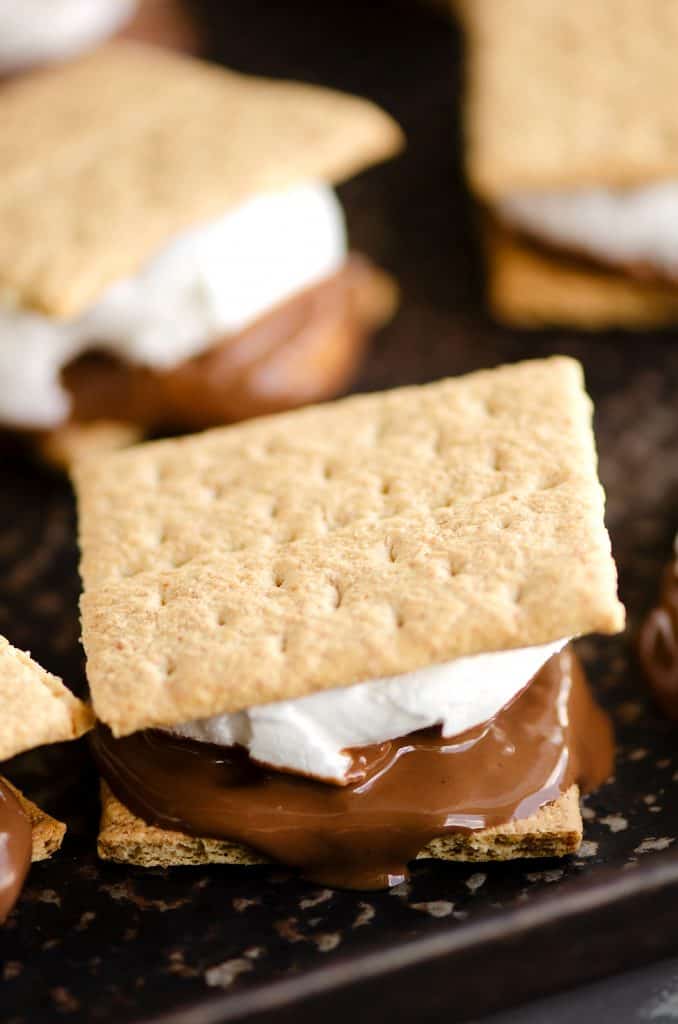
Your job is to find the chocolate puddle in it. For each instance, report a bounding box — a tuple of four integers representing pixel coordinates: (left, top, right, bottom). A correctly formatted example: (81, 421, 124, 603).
(639, 560, 678, 719)
(61, 256, 389, 431)
(91, 647, 614, 890)
(0, 780, 32, 923)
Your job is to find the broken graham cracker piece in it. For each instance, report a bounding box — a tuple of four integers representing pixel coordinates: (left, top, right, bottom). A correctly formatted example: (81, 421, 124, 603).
(0, 635, 94, 761)
(486, 220, 678, 328)
(98, 782, 582, 867)
(73, 357, 625, 737)
(3, 779, 65, 862)
(459, 0, 678, 199)
(0, 42, 403, 319)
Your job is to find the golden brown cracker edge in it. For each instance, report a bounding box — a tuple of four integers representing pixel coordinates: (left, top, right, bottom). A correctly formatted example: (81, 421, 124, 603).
(3, 779, 66, 862)
(98, 782, 582, 867)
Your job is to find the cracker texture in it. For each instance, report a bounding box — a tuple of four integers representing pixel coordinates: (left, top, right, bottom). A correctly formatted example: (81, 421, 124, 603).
(459, 0, 678, 197)
(0, 42, 403, 318)
(98, 782, 581, 866)
(0, 635, 94, 760)
(486, 221, 678, 328)
(3, 779, 66, 862)
(98, 783, 263, 867)
(419, 785, 582, 861)
(74, 358, 624, 735)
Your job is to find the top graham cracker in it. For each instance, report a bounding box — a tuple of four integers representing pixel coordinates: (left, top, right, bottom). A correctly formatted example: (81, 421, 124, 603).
(73, 357, 625, 737)
(459, 0, 678, 198)
(0, 636, 94, 761)
(0, 42, 402, 318)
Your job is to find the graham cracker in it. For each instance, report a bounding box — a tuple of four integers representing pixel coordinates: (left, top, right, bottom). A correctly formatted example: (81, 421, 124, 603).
(74, 358, 624, 736)
(459, 0, 678, 198)
(0, 42, 403, 318)
(97, 782, 582, 867)
(0, 635, 94, 761)
(486, 221, 678, 328)
(3, 779, 66, 862)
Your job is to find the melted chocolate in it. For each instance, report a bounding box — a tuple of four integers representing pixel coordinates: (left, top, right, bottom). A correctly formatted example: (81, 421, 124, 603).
(638, 560, 678, 719)
(0, 779, 32, 924)
(91, 647, 613, 889)
(61, 257, 388, 431)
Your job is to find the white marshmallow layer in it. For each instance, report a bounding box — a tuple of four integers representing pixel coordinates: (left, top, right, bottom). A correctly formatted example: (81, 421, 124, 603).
(169, 638, 569, 784)
(0, 183, 346, 428)
(500, 181, 678, 279)
(0, 0, 137, 72)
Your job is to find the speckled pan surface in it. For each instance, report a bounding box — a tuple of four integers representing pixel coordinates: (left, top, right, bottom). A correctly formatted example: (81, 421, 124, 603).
(2, 2, 678, 1023)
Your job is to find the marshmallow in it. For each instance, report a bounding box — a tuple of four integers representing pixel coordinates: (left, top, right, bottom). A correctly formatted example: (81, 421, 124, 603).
(500, 180, 678, 279)
(0, 0, 137, 72)
(170, 638, 569, 783)
(0, 182, 346, 428)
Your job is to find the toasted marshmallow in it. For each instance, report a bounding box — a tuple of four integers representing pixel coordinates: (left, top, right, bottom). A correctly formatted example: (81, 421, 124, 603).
(499, 181, 678, 279)
(169, 638, 569, 784)
(0, 182, 346, 429)
(0, 0, 137, 73)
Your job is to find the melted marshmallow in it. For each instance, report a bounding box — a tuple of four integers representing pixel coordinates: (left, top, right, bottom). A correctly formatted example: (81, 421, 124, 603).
(169, 638, 569, 784)
(0, 182, 346, 428)
(500, 180, 678, 278)
(0, 0, 137, 72)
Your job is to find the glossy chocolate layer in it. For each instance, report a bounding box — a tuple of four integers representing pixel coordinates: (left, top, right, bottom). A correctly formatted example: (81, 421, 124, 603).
(91, 647, 614, 890)
(62, 256, 390, 431)
(639, 560, 678, 719)
(0, 779, 32, 924)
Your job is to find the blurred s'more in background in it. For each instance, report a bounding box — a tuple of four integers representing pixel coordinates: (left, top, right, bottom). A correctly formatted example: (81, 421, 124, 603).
(458, 0, 678, 328)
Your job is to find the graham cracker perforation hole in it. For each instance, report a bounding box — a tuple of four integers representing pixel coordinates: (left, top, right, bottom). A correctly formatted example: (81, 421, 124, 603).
(327, 577, 343, 610)
(490, 450, 504, 472)
(216, 610, 228, 627)
(273, 571, 285, 588)
(540, 473, 567, 491)
(162, 656, 177, 679)
(385, 539, 398, 563)
(394, 608, 406, 629)
(447, 558, 464, 578)
(278, 633, 289, 655)
(380, 480, 392, 497)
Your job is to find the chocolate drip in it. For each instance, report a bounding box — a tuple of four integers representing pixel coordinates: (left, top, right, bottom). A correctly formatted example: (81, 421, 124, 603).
(0, 779, 32, 924)
(61, 256, 389, 431)
(91, 647, 614, 890)
(639, 560, 678, 719)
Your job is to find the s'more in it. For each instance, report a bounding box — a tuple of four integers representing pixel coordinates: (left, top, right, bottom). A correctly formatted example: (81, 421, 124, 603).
(0, 43, 401, 465)
(0, 636, 93, 921)
(459, 0, 678, 328)
(74, 357, 624, 889)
